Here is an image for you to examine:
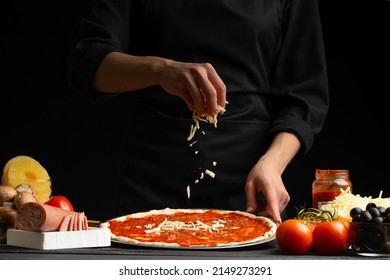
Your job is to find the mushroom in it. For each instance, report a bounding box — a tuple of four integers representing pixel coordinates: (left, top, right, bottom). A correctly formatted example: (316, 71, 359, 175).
(0, 185, 18, 203)
(15, 184, 36, 194)
(14, 191, 38, 210)
(0, 207, 17, 226)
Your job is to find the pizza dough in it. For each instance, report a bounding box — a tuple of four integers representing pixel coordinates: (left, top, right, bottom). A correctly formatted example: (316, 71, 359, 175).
(100, 208, 277, 248)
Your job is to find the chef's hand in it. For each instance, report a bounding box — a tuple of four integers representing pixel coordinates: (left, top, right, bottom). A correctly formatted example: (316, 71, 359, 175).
(245, 159, 289, 224)
(245, 132, 300, 223)
(157, 59, 227, 117)
(93, 53, 226, 116)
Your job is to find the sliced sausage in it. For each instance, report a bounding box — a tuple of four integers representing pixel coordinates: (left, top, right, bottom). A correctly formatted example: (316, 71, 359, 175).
(78, 212, 83, 230)
(59, 214, 72, 231)
(68, 212, 76, 231)
(75, 212, 81, 231)
(16, 202, 87, 232)
(81, 212, 88, 230)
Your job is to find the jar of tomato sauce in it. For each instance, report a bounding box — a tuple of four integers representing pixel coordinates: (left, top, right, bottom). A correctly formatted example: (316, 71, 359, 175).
(312, 169, 352, 209)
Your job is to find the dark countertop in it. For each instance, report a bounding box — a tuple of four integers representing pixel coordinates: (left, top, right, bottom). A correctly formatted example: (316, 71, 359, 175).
(1, 239, 389, 260)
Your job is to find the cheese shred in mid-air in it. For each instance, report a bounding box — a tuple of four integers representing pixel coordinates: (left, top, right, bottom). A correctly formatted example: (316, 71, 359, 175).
(321, 187, 390, 221)
(205, 169, 216, 178)
(185, 104, 226, 198)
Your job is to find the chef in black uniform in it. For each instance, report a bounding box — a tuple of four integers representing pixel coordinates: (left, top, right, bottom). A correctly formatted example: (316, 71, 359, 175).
(68, 0, 329, 223)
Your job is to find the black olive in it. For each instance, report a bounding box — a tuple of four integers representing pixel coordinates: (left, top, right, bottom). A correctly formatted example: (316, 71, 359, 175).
(360, 211, 373, 222)
(350, 207, 362, 218)
(385, 207, 390, 215)
(377, 206, 386, 217)
(372, 216, 384, 223)
(384, 213, 390, 223)
(368, 207, 381, 218)
(366, 202, 377, 211)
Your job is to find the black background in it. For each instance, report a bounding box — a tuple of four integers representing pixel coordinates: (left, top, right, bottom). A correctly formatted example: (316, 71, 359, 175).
(1, 1, 389, 221)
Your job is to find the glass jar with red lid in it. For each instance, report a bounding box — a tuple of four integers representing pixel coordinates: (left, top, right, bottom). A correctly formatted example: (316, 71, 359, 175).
(312, 169, 352, 209)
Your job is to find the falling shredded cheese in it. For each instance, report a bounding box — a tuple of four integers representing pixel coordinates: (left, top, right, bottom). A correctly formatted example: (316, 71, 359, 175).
(187, 124, 198, 141)
(144, 218, 226, 234)
(185, 104, 226, 197)
(189, 140, 197, 147)
(321, 187, 390, 221)
(205, 169, 216, 178)
(186, 186, 191, 199)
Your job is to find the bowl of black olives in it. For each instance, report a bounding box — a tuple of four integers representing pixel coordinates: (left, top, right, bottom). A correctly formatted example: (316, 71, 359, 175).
(349, 203, 390, 256)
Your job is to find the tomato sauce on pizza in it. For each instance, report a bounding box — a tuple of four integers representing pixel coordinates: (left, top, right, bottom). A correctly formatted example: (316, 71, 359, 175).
(103, 209, 276, 247)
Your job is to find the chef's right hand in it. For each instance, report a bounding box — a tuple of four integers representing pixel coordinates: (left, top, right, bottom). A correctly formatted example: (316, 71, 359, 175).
(157, 59, 227, 117)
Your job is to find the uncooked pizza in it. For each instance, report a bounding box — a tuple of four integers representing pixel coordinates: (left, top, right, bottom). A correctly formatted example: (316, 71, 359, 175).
(100, 208, 277, 248)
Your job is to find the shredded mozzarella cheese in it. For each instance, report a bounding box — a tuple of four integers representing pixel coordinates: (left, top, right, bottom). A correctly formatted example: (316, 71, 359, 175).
(185, 104, 226, 197)
(187, 105, 225, 141)
(144, 218, 226, 234)
(321, 187, 390, 221)
(189, 140, 197, 147)
(205, 169, 216, 178)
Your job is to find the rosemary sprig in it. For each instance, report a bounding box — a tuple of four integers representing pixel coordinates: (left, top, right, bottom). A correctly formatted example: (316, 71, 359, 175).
(295, 206, 335, 225)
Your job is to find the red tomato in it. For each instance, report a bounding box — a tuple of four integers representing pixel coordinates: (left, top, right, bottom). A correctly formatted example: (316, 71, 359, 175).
(44, 195, 74, 211)
(312, 221, 351, 255)
(276, 219, 313, 254)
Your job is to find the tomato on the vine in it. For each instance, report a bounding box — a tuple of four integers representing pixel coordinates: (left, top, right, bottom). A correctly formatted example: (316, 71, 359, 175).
(312, 221, 351, 255)
(44, 195, 74, 211)
(276, 219, 313, 254)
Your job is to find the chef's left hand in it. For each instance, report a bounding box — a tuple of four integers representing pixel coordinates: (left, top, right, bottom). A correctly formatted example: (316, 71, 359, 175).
(245, 159, 290, 224)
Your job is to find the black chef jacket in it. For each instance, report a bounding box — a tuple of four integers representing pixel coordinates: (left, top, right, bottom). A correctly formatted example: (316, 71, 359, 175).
(68, 0, 329, 215)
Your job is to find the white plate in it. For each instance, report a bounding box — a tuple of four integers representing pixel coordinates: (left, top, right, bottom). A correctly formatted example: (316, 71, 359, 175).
(102, 208, 277, 250)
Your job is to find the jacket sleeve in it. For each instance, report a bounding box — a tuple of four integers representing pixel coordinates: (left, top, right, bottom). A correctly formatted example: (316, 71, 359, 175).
(268, 0, 329, 158)
(67, 0, 131, 102)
